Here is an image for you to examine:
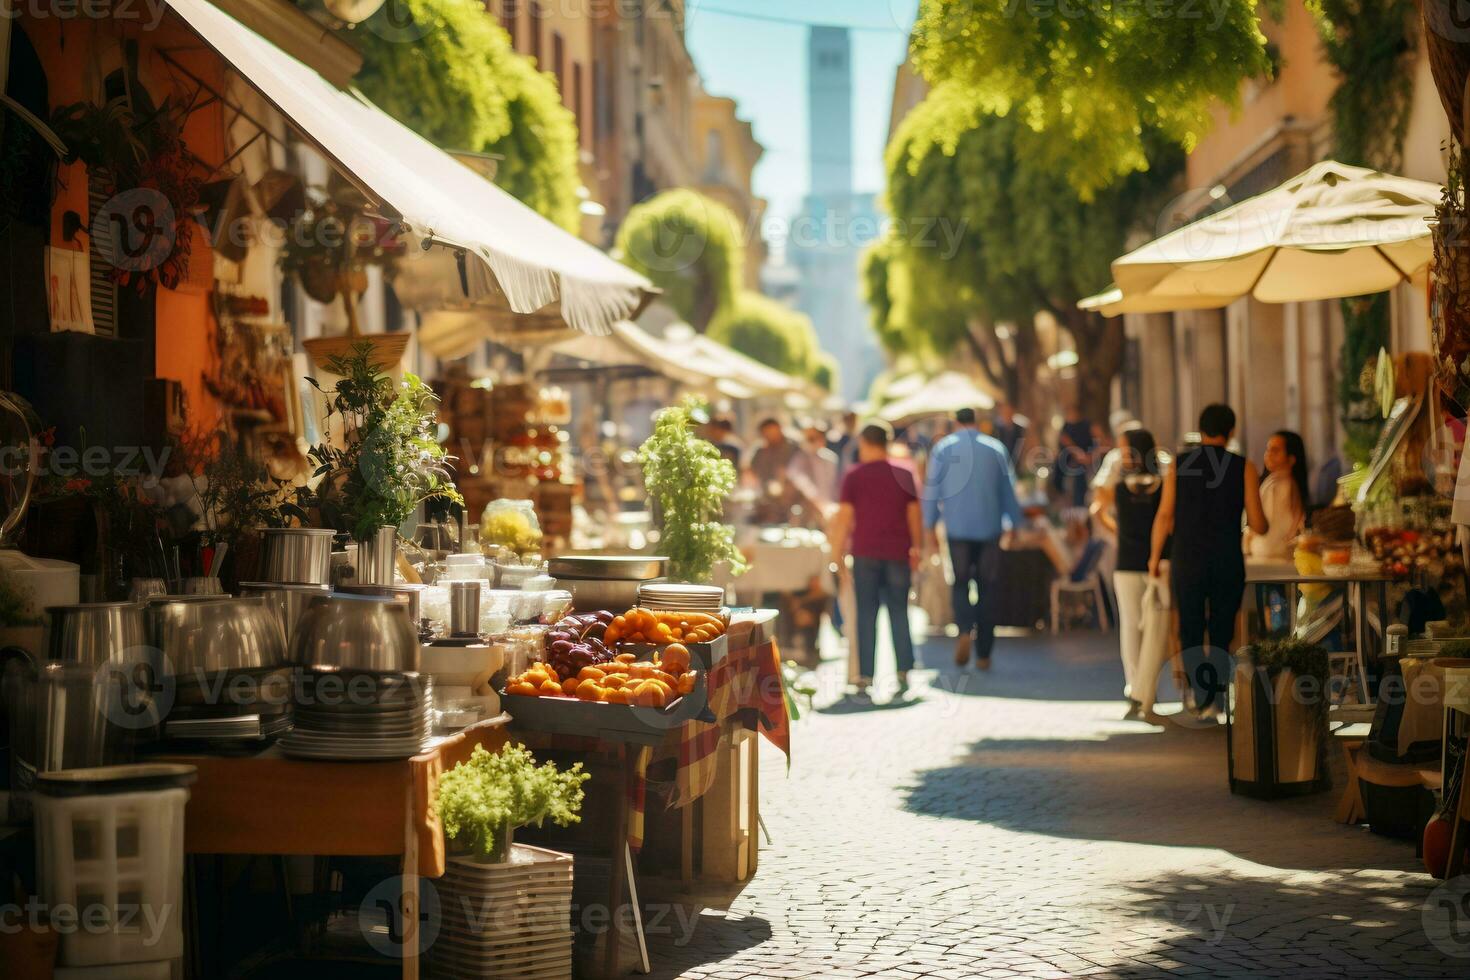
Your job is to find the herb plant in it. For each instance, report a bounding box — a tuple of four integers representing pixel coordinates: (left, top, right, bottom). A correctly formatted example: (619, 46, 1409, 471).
(306, 343, 462, 540)
(434, 744, 589, 862)
(637, 398, 746, 584)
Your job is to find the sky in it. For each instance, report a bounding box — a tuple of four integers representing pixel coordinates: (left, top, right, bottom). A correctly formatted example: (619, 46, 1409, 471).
(685, 0, 920, 260)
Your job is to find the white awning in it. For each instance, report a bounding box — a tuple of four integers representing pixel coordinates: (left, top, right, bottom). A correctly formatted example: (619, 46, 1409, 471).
(166, 0, 653, 336)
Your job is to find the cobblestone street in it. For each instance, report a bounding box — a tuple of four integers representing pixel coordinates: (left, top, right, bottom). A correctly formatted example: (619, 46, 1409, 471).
(642, 628, 1464, 979)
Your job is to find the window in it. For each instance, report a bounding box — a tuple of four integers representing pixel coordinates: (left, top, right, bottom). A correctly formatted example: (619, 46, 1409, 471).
(572, 62, 585, 146)
(500, 0, 518, 48)
(530, 1, 545, 65)
(553, 31, 565, 97)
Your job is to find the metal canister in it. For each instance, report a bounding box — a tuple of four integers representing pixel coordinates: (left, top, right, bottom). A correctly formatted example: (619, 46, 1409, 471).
(448, 581, 482, 637)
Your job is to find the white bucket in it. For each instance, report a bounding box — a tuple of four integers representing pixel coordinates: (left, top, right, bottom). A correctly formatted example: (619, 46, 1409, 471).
(0, 549, 80, 622)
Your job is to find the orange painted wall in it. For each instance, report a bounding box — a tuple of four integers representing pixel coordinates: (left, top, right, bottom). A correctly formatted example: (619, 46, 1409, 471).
(21, 11, 226, 430)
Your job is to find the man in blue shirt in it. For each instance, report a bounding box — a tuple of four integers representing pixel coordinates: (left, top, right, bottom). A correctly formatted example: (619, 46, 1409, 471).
(923, 408, 1024, 669)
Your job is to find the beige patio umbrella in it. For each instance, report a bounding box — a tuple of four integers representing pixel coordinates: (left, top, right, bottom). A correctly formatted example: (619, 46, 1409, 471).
(878, 371, 996, 426)
(1103, 160, 1439, 312)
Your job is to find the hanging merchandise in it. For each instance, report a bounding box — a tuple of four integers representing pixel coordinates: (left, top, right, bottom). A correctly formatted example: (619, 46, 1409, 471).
(1432, 140, 1470, 412)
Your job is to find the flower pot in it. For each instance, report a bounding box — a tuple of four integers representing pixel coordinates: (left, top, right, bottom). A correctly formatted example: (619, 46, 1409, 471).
(430, 841, 575, 979)
(355, 526, 397, 585)
(1228, 654, 1329, 799)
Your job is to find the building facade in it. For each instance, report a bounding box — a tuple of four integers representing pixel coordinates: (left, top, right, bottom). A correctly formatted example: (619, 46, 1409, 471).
(1122, 1, 1448, 465)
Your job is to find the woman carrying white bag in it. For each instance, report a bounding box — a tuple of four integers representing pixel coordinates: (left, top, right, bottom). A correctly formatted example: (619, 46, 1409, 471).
(1091, 429, 1170, 719)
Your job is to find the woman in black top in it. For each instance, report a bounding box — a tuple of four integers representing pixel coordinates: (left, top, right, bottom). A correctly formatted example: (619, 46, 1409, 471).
(1149, 405, 1267, 719)
(1092, 429, 1167, 718)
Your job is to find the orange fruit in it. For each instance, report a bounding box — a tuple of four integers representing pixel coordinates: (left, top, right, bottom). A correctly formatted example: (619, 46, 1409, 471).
(575, 683, 604, 701)
(660, 644, 690, 675)
(578, 666, 607, 682)
(508, 681, 539, 697)
(538, 678, 563, 696)
(561, 676, 581, 695)
(615, 652, 637, 664)
(602, 674, 628, 690)
(677, 672, 697, 695)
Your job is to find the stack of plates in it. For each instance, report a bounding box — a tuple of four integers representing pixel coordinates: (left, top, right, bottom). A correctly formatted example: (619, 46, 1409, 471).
(280, 670, 434, 760)
(430, 845, 574, 980)
(636, 583, 724, 613)
(164, 712, 291, 742)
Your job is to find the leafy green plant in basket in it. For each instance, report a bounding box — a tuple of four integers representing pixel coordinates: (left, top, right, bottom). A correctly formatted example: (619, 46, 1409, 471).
(637, 397, 747, 584)
(305, 343, 462, 541)
(434, 744, 588, 863)
(1245, 637, 1331, 729)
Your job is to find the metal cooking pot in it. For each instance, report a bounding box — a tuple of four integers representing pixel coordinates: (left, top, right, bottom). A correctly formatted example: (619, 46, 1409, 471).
(239, 582, 333, 647)
(146, 596, 287, 678)
(44, 602, 149, 668)
(336, 583, 425, 627)
(259, 527, 337, 586)
(291, 594, 419, 673)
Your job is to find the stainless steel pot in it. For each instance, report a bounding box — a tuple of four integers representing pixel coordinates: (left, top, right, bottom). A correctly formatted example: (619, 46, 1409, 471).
(7, 662, 139, 794)
(44, 602, 149, 668)
(260, 528, 337, 586)
(146, 597, 287, 677)
(548, 555, 667, 581)
(355, 526, 398, 586)
(336, 583, 424, 627)
(291, 595, 419, 673)
(560, 577, 654, 613)
(239, 582, 333, 646)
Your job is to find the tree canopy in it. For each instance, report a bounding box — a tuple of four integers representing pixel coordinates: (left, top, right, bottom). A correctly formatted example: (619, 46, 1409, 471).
(614, 189, 745, 331)
(709, 290, 822, 381)
(879, 82, 1182, 419)
(909, 0, 1270, 197)
(349, 0, 581, 231)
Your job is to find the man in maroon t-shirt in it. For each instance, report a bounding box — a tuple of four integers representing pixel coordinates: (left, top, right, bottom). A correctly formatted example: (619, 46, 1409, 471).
(828, 421, 921, 692)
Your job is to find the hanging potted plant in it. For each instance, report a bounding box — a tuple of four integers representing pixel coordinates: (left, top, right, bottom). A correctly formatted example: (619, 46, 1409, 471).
(637, 397, 746, 584)
(430, 745, 586, 975)
(305, 343, 461, 583)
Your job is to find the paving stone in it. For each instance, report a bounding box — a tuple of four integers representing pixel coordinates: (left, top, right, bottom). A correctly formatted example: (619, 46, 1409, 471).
(638, 631, 1464, 979)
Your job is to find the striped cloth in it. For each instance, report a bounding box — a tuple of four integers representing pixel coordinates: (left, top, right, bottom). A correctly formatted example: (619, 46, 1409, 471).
(666, 639, 792, 809)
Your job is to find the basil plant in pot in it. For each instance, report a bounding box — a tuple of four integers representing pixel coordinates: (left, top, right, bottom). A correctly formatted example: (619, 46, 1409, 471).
(306, 343, 461, 583)
(637, 397, 746, 584)
(434, 744, 589, 863)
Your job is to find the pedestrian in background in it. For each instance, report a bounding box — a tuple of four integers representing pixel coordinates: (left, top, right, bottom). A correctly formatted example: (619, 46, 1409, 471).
(992, 401, 1027, 465)
(1056, 404, 1096, 508)
(924, 408, 1023, 670)
(790, 422, 841, 517)
(1149, 404, 1267, 719)
(1092, 428, 1168, 719)
(747, 418, 802, 525)
(828, 421, 921, 694)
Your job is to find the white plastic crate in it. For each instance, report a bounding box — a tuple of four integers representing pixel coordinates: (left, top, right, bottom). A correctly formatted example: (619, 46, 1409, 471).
(33, 773, 190, 967)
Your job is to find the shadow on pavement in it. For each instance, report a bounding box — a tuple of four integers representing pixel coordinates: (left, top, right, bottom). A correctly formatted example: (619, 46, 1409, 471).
(815, 692, 925, 715)
(901, 723, 1425, 874)
(914, 629, 1149, 703)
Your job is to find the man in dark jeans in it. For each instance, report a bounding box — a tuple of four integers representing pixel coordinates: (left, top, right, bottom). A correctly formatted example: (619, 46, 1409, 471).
(924, 408, 1024, 669)
(828, 421, 921, 694)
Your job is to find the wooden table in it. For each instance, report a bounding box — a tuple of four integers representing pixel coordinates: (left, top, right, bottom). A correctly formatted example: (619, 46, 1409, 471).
(157, 714, 512, 980)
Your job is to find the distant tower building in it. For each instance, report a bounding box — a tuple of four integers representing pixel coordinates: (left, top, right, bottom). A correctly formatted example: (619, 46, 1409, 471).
(808, 26, 853, 203)
(790, 26, 882, 402)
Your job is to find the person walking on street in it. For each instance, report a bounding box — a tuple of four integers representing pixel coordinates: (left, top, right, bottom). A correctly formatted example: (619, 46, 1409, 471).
(924, 408, 1024, 670)
(1091, 428, 1168, 719)
(992, 402, 1027, 465)
(828, 421, 922, 694)
(747, 418, 802, 525)
(1148, 404, 1267, 719)
(1056, 405, 1097, 508)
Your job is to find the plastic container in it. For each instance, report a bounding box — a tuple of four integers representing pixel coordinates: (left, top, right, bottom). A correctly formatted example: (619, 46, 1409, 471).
(33, 764, 195, 967)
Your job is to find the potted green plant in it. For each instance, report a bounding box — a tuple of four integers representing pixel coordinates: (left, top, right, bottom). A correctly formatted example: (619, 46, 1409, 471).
(637, 397, 746, 584)
(434, 743, 588, 863)
(1229, 637, 1331, 799)
(305, 343, 461, 583)
(431, 744, 586, 976)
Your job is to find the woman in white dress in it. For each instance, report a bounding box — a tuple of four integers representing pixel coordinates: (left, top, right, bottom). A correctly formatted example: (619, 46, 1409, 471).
(1244, 430, 1309, 563)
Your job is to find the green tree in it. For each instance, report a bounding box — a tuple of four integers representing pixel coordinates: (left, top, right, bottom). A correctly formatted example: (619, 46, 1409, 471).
(881, 83, 1181, 421)
(909, 0, 1270, 198)
(810, 352, 840, 393)
(348, 0, 581, 230)
(708, 290, 821, 379)
(614, 190, 744, 331)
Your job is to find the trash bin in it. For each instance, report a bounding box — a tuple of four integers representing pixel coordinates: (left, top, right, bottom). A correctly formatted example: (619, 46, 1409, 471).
(33, 763, 196, 968)
(1228, 643, 1330, 798)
